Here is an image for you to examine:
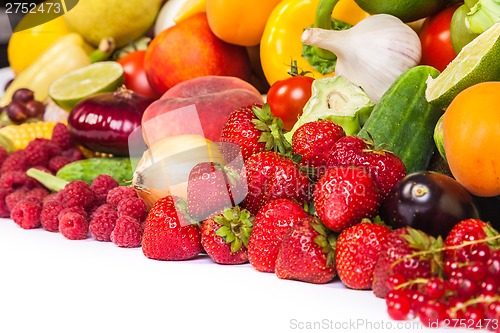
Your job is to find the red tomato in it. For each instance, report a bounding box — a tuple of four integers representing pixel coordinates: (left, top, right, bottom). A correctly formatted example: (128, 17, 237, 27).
(266, 76, 315, 131)
(117, 50, 158, 99)
(418, 4, 459, 72)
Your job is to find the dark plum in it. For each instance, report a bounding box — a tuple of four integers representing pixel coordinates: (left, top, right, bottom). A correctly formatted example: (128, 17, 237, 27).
(12, 88, 35, 104)
(380, 171, 480, 238)
(67, 88, 153, 156)
(6, 102, 28, 123)
(25, 100, 45, 119)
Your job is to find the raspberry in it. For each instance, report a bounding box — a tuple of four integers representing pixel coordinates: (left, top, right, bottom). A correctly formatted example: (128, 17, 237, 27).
(58, 206, 88, 221)
(91, 174, 119, 205)
(106, 186, 137, 208)
(48, 156, 71, 173)
(117, 197, 147, 222)
(60, 180, 95, 209)
(0, 170, 28, 193)
(51, 123, 73, 150)
(40, 200, 64, 232)
(0, 146, 8, 166)
(25, 187, 49, 201)
(23, 139, 51, 167)
(61, 147, 84, 162)
(11, 197, 43, 229)
(5, 189, 28, 211)
(110, 215, 142, 248)
(1, 150, 28, 173)
(59, 212, 89, 240)
(0, 189, 10, 217)
(43, 191, 62, 204)
(89, 204, 118, 241)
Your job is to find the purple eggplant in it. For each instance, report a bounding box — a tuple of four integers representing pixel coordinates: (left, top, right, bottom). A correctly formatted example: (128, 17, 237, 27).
(68, 88, 153, 156)
(380, 171, 480, 238)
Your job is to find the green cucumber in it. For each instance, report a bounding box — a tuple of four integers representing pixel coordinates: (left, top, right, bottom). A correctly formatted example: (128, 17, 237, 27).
(357, 65, 444, 173)
(56, 157, 133, 185)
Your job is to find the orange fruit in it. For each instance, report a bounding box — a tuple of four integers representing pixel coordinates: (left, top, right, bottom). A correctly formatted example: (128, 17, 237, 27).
(442, 81, 500, 197)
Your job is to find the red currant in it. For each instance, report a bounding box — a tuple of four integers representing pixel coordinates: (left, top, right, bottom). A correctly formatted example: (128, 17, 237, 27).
(464, 261, 487, 281)
(463, 305, 485, 329)
(470, 243, 492, 263)
(424, 277, 447, 300)
(418, 300, 447, 327)
(386, 289, 411, 321)
(486, 256, 500, 279)
(407, 290, 427, 314)
(387, 273, 407, 291)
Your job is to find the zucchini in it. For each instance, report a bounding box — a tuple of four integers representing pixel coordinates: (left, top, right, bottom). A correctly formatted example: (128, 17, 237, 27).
(358, 65, 444, 173)
(56, 157, 133, 185)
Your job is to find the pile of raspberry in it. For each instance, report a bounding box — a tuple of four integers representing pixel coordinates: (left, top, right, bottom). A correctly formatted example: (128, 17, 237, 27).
(0, 123, 148, 248)
(0, 123, 84, 218)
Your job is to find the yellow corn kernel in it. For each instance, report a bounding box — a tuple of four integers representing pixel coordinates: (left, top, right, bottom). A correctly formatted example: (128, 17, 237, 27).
(0, 121, 63, 152)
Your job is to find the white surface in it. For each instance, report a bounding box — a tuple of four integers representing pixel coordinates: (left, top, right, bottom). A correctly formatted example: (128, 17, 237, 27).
(0, 67, 14, 96)
(0, 218, 482, 333)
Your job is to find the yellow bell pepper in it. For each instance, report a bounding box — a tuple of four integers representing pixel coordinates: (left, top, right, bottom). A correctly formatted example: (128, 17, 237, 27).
(206, 0, 282, 46)
(1, 33, 91, 107)
(260, 0, 369, 86)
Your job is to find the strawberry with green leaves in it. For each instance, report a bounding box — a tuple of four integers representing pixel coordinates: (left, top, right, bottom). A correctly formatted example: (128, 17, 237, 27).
(142, 195, 203, 261)
(201, 206, 254, 265)
(187, 161, 247, 221)
(291, 119, 345, 179)
(335, 220, 391, 289)
(275, 216, 337, 284)
(314, 166, 380, 232)
(241, 151, 311, 215)
(220, 103, 291, 161)
(444, 218, 500, 263)
(326, 135, 406, 200)
(247, 198, 310, 273)
(372, 227, 444, 298)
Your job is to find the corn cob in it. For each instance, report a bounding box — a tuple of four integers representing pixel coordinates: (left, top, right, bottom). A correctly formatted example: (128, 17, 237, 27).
(0, 121, 63, 152)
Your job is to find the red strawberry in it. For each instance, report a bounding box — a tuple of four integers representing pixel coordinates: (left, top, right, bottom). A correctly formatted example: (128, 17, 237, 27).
(444, 218, 500, 263)
(187, 161, 247, 221)
(220, 103, 291, 161)
(142, 195, 203, 261)
(335, 220, 391, 289)
(326, 135, 406, 200)
(291, 119, 345, 179)
(314, 166, 380, 232)
(241, 151, 311, 215)
(275, 216, 336, 284)
(372, 227, 443, 298)
(247, 198, 310, 273)
(200, 206, 254, 264)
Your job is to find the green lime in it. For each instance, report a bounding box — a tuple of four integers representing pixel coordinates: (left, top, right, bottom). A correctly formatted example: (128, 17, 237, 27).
(425, 22, 500, 110)
(353, 0, 449, 23)
(49, 61, 124, 111)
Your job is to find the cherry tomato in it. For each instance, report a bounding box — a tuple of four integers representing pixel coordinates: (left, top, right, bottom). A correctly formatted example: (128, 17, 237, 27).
(117, 50, 158, 99)
(266, 75, 314, 131)
(418, 4, 460, 72)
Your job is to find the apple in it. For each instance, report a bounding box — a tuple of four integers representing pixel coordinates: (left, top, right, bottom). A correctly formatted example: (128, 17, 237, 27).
(141, 75, 264, 146)
(144, 13, 252, 95)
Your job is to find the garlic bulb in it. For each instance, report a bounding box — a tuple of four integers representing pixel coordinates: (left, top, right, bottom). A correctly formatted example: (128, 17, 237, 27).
(302, 14, 422, 102)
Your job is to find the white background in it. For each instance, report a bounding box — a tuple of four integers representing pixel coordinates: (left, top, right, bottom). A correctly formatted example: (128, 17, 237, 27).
(0, 219, 486, 333)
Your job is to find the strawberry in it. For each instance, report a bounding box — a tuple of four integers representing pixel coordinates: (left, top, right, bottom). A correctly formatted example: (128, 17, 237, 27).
(200, 206, 254, 264)
(291, 119, 345, 179)
(444, 218, 500, 263)
(326, 135, 406, 200)
(247, 198, 310, 272)
(186, 161, 247, 221)
(220, 103, 291, 161)
(275, 216, 336, 284)
(241, 151, 311, 215)
(313, 166, 380, 232)
(335, 220, 391, 289)
(372, 227, 444, 298)
(142, 195, 203, 261)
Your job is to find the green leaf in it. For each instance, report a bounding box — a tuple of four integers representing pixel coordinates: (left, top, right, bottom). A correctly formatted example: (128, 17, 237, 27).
(225, 232, 236, 244)
(230, 238, 242, 253)
(215, 226, 231, 238)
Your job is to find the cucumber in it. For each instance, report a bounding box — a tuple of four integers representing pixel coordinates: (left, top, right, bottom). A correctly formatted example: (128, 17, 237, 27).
(357, 66, 444, 173)
(56, 157, 133, 185)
